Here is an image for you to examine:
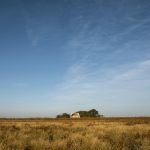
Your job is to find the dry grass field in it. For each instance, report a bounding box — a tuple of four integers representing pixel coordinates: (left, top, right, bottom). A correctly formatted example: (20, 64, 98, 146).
(0, 117, 150, 150)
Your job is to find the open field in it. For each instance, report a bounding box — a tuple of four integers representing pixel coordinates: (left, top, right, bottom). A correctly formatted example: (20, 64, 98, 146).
(0, 117, 150, 150)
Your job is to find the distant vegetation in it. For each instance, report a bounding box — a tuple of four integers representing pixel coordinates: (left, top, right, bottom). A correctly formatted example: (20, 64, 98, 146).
(77, 109, 102, 117)
(56, 109, 103, 118)
(56, 113, 70, 118)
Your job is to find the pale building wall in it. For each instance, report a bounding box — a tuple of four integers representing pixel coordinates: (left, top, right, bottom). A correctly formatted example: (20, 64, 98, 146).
(70, 112, 80, 118)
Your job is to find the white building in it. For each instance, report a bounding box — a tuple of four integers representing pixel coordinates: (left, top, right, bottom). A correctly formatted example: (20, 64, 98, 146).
(70, 112, 80, 118)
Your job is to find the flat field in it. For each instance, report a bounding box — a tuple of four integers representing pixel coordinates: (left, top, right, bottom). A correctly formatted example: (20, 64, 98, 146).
(0, 117, 150, 150)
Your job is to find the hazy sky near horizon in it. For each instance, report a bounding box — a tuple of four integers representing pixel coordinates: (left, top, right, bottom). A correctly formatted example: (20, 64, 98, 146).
(0, 0, 150, 117)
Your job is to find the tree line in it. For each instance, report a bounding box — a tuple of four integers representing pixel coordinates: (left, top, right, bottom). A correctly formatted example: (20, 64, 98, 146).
(56, 109, 103, 118)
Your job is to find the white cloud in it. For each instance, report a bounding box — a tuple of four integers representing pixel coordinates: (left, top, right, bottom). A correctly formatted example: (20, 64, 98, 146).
(47, 58, 150, 105)
(12, 82, 28, 88)
(114, 60, 150, 80)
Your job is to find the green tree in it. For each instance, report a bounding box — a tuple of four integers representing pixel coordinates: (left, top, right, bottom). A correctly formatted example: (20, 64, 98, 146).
(56, 113, 70, 118)
(77, 109, 101, 117)
(88, 109, 99, 117)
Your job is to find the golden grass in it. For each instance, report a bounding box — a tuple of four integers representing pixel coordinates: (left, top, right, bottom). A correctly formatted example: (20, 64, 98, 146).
(0, 117, 150, 150)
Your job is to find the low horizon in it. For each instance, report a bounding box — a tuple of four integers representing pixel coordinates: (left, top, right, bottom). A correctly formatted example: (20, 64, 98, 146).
(0, 0, 150, 117)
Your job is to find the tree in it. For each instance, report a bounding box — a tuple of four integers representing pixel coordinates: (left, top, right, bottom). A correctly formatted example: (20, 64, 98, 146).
(56, 113, 70, 118)
(88, 109, 99, 117)
(77, 109, 101, 118)
(56, 109, 103, 118)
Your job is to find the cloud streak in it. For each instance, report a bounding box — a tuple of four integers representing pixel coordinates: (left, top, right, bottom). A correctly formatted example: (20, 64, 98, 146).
(1, 0, 149, 116)
(21, 0, 150, 116)
(42, 1, 150, 116)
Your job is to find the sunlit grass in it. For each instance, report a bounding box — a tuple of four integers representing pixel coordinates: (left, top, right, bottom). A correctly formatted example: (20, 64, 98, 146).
(0, 118, 150, 150)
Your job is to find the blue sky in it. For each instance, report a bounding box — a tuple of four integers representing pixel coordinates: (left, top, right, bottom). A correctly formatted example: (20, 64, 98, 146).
(0, 0, 150, 117)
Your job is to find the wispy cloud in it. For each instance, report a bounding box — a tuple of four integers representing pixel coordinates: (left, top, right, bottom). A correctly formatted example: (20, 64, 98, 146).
(48, 57, 150, 106)
(20, 1, 62, 47)
(12, 82, 28, 88)
(114, 60, 150, 80)
(25, 15, 51, 47)
(1, 0, 150, 116)
(46, 1, 150, 107)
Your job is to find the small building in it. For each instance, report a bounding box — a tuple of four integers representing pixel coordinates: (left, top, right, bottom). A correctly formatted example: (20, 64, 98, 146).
(70, 112, 80, 118)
